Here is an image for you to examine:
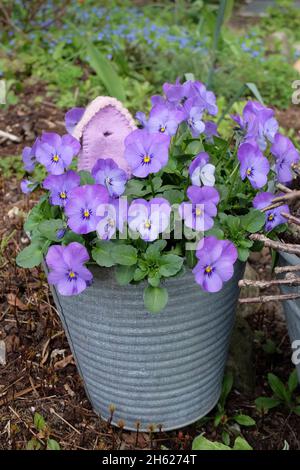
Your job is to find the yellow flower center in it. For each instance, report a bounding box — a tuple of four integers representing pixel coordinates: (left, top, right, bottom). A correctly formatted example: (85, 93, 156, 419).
(143, 154, 151, 163)
(60, 191, 67, 199)
(144, 219, 151, 229)
(84, 209, 90, 218)
(246, 167, 252, 176)
(195, 207, 202, 216)
(160, 126, 166, 133)
(268, 213, 274, 221)
(53, 154, 60, 162)
(69, 271, 76, 279)
(205, 265, 212, 274)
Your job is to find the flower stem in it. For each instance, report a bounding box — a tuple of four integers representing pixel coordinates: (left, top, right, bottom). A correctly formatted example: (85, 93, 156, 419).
(226, 162, 240, 203)
(149, 174, 155, 197)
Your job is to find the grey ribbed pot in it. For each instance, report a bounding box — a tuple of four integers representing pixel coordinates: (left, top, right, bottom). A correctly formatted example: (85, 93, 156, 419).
(278, 252, 300, 382)
(49, 261, 244, 431)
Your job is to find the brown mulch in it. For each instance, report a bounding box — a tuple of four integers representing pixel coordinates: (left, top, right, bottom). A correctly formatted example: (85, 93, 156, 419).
(0, 84, 300, 451)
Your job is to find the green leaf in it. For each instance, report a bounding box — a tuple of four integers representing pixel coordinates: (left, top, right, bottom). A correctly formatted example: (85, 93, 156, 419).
(234, 414, 256, 427)
(16, 243, 44, 268)
(288, 369, 299, 394)
(233, 436, 253, 451)
(159, 254, 183, 277)
(143, 286, 168, 313)
(78, 170, 95, 185)
(237, 247, 250, 262)
(240, 209, 265, 234)
(192, 435, 231, 451)
(148, 273, 161, 287)
(145, 240, 167, 258)
(46, 439, 60, 450)
(38, 219, 65, 242)
(255, 396, 281, 413)
(24, 197, 52, 233)
(246, 82, 264, 105)
(222, 430, 230, 447)
(62, 231, 85, 245)
(26, 438, 42, 450)
(34, 413, 46, 432)
(92, 242, 115, 267)
(134, 267, 148, 282)
(162, 189, 185, 204)
(292, 405, 300, 416)
(111, 245, 137, 266)
(115, 265, 136, 286)
(124, 179, 147, 197)
(268, 373, 290, 402)
(86, 42, 125, 101)
(219, 372, 233, 409)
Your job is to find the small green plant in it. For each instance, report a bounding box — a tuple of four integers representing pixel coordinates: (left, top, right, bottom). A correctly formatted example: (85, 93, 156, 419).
(26, 412, 60, 450)
(255, 370, 300, 416)
(192, 434, 252, 451)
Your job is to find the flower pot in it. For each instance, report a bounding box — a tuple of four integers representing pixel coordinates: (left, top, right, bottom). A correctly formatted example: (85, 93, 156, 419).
(46, 261, 244, 431)
(278, 252, 300, 383)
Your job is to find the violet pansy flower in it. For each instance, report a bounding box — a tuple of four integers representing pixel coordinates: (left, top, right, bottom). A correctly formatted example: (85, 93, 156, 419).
(36, 133, 80, 175)
(147, 103, 184, 136)
(128, 197, 171, 242)
(271, 133, 300, 184)
(253, 191, 289, 232)
(185, 103, 205, 137)
(135, 111, 148, 129)
(43, 170, 80, 207)
(92, 158, 127, 198)
(64, 184, 109, 234)
(46, 242, 92, 296)
(179, 185, 220, 232)
(238, 142, 270, 189)
(232, 101, 278, 151)
(163, 79, 195, 107)
(189, 152, 216, 187)
(65, 107, 85, 134)
(192, 81, 218, 116)
(96, 197, 128, 240)
(204, 121, 218, 143)
(193, 236, 238, 293)
(124, 129, 170, 178)
(22, 138, 39, 173)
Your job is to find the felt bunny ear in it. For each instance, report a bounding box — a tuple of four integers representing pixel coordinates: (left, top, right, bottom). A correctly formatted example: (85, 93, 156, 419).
(72, 96, 136, 175)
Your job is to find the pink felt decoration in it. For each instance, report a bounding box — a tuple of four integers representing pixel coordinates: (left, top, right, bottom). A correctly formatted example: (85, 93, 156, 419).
(72, 97, 136, 175)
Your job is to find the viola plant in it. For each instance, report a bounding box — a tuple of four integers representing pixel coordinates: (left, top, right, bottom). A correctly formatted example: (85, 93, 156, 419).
(17, 78, 300, 313)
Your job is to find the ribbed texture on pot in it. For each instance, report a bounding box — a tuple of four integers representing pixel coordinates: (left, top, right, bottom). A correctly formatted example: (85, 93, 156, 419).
(50, 262, 244, 431)
(278, 252, 300, 383)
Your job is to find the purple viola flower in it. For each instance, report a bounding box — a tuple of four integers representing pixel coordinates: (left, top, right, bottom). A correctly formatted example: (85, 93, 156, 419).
(151, 95, 166, 107)
(65, 107, 85, 134)
(91, 158, 127, 198)
(96, 197, 128, 240)
(189, 152, 216, 187)
(64, 184, 109, 234)
(238, 142, 270, 189)
(22, 138, 39, 172)
(232, 101, 278, 151)
(124, 129, 170, 178)
(147, 104, 184, 136)
(43, 170, 80, 207)
(128, 197, 171, 242)
(271, 133, 300, 183)
(253, 191, 289, 232)
(192, 81, 218, 116)
(179, 185, 220, 232)
(204, 121, 218, 143)
(20, 179, 37, 194)
(185, 102, 205, 137)
(36, 133, 80, 175)
(163, 79, 195, 107)
(46, 242, 93, 296)
(193, 236, 238, 293)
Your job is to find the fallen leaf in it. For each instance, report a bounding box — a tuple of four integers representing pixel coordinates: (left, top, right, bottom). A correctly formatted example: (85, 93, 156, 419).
(7, 293, 27, 311)
(54, 354, 75, 370)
